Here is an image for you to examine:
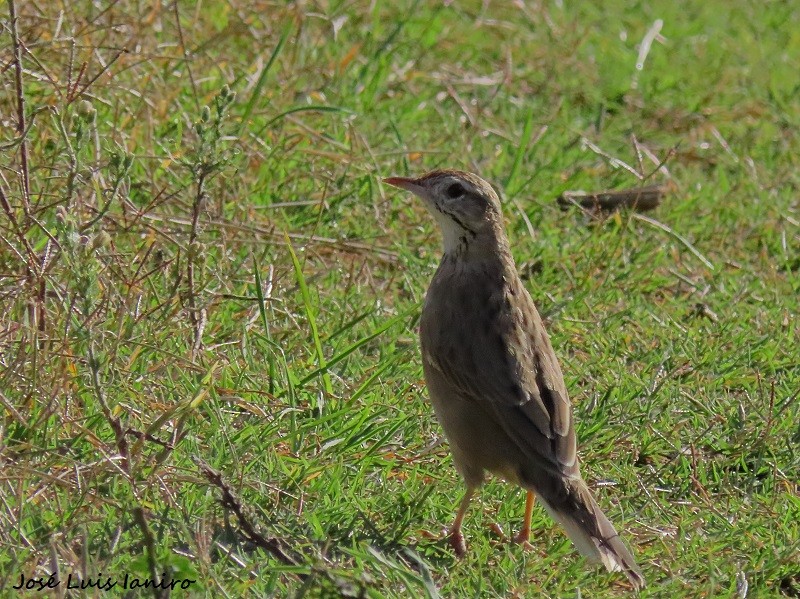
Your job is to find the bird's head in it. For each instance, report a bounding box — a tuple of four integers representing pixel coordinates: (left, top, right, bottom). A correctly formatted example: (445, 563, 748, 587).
(384, 169, 505, 255)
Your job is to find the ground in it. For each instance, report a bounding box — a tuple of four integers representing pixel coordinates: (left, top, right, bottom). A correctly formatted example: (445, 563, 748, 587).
(1, 1, 798, 597)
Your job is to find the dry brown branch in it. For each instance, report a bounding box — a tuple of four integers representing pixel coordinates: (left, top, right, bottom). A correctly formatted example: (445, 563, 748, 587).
(124, 428, 175, 450)
(7, 0, 30, 211)
(192, 457, 302, 571)
(557, 183, 669, 214)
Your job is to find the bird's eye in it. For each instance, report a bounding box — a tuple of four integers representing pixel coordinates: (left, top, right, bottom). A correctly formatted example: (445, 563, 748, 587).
(445, 183, 465, 199)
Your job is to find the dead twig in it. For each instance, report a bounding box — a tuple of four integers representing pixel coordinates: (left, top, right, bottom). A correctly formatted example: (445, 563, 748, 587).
(193, 457, 302, 571)
(7, 0, 30, 211)
(557, 184, 669, 214)
(124, 428, 175, 450)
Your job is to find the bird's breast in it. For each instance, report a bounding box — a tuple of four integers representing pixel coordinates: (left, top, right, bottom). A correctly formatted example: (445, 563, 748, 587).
(421, 260, 510, 365)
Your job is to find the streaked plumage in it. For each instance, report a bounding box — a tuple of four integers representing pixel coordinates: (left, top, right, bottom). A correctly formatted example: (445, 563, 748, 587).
(385, 169, 644, 590)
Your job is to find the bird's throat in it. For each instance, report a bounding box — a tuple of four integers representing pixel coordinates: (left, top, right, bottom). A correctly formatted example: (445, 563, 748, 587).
(439, 222, 511, 265)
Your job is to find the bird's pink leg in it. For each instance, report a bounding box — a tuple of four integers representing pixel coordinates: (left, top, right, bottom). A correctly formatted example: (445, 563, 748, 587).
(448, 486, 476, 557)
(512, 491, 536, 547)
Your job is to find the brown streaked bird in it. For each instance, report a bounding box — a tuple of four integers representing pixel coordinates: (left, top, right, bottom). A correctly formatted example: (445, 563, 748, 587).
(384, 169, 645, 590)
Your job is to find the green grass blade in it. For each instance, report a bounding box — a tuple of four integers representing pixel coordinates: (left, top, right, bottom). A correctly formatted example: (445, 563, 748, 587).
(505, 105, 535, 196)
(284, 232, 333, 397)
(239, 26, 290, 133)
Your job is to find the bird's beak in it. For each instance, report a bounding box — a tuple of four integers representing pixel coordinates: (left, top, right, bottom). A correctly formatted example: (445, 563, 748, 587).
(384, 176, 423, 195)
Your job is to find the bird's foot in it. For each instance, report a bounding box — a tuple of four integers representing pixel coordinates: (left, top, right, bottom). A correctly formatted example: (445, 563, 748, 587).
(489, 521, 506, 539)
(418, 529, 440, 541)
(512, 528, 528, 543)
(489, 522, 535, 550)
(448, 529, 467, 558)
(511, 528, 535, 551)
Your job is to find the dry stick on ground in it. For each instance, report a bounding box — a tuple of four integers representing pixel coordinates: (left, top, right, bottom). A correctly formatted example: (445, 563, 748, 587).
(562, 138, 678, 215)
(194, 458, 374, 597)
(557, 184, 668, 214)
(124, 427, 175, 450)
(192, 457, 302, 570)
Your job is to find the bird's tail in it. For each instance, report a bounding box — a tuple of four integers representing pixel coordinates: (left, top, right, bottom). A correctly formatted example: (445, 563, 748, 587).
(538, 479, 645, 590)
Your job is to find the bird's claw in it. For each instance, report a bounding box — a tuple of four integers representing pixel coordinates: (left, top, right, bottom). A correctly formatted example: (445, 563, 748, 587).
(490, 522, 535, 551)
(448, 530, 467, 557)
(489, 521, 506, 539)
(512, 529, 529, 544)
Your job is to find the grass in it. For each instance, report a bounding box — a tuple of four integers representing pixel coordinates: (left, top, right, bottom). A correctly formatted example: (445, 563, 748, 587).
(1, 0, 798, 597)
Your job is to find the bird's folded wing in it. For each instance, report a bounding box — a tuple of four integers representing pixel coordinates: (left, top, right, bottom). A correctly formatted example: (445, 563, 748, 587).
(429, 297, 578, 478)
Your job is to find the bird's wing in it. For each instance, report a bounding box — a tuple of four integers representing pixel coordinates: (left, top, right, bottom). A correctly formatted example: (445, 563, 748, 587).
(423, 276, 578, 478)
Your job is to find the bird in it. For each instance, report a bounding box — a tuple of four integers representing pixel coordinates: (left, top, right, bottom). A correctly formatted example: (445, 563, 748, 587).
(384, 169, 645, 590)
